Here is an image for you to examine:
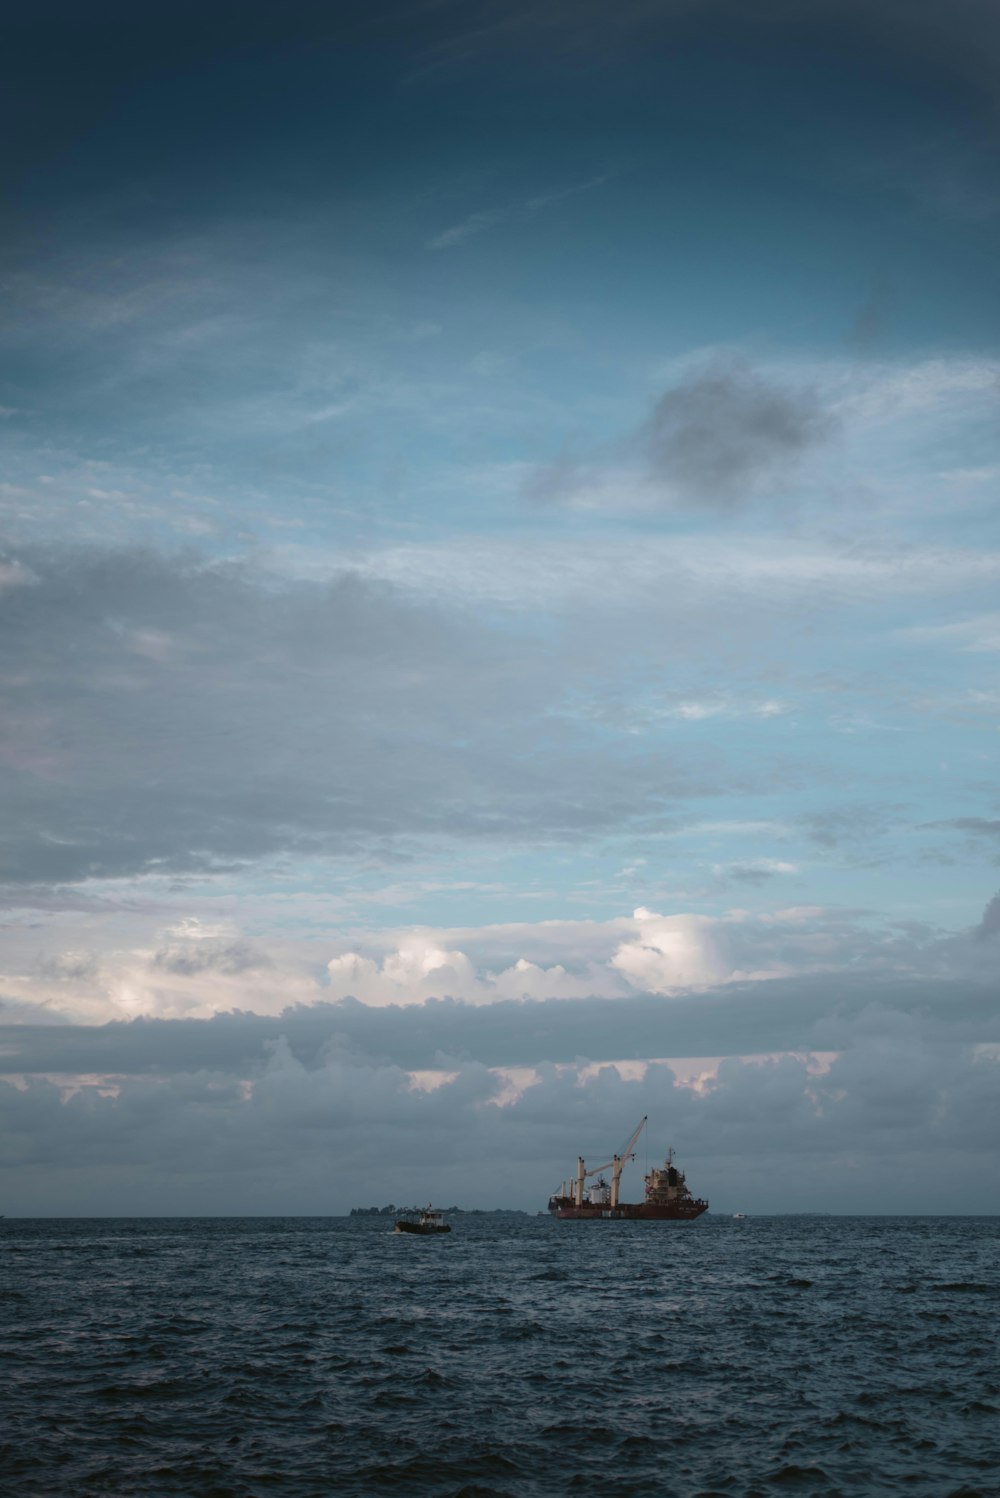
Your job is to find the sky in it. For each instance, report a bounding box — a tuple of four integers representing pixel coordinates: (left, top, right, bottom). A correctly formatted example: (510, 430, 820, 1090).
(1, 0, 999, 1215)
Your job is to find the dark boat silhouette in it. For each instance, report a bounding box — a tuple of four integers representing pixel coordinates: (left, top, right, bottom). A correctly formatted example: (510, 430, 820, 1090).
(394, 1205, 451, 1235)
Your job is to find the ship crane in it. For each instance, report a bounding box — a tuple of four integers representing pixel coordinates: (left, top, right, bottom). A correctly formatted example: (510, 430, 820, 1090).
(572, 1114, 647, 1207)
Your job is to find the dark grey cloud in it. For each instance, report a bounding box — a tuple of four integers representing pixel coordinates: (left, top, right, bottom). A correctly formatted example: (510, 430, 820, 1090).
(722, 863, 782, 886)
(36, 951, 102, 983)
(1, 998, 997, 1216)
(4, 904, 999, 1215)
(152, 939, 273, 976)
(950, 818, 1000, 841)
(0, 884, 136, 913)
(3, 973, 998, 1081)
(638, 363, 835, 508)
(930, 819, 1000, 869)
(528, 360, 836, 511)
(975, 891, 1000, 940)
(801, 803, 904, 848)
(0, 546, 715, 884)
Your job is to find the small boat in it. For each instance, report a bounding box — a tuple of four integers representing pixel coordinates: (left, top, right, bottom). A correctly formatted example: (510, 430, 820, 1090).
(394, 1205, 451, 1235)
(732, 1212, 748, 1220)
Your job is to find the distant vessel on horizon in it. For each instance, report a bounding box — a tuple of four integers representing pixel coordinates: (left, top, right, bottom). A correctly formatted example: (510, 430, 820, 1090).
(547, 1117, 708, 1222)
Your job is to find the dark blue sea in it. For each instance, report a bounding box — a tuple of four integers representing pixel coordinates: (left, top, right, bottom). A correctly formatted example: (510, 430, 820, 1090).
(2, 1215, 998, 1497)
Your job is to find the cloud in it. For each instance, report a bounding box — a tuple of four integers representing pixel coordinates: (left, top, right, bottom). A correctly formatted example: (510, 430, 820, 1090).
(716, 859, 799, 885)
(528, 359, 835, 512)
(1, 997, 997, 1215)
(4, 542, 894, 891)
(610, 908, 746, 991)
(526, 349, 998, 516)
(945, 818, 1000, 845)
(671, 698, 788, 724)
(975, 891, 1000, 939)
(326, 939, 602, 1007)
(320, 903, 915, 1007)
(152, 938, 273, 977)
(3, 546, 651, 884)
(900, 613, 1000, 653)
(426, 176, 607, 250)
(6, 896, 998, 1030)
(426, 206, 509, 251)
(3, 887, 999, 1214)
(637, 361, 835, 507)
(829, 356, 1000, 427)
(349, 529, 1000, 618)
(800, 804, 903, 848)
(4, 962, 1000, 1082)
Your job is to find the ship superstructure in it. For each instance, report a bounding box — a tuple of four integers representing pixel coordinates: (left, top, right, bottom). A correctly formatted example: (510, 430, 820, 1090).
(547, 1116, 708, 1221)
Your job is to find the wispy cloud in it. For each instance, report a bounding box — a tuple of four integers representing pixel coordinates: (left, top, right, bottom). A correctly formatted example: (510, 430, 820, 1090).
(830, 356, 1000, 426)
(900, 613, 1000, 653)
(673, 699, 789, 723)
(712, 859, 800, 885)
(426, 175, 607, 249)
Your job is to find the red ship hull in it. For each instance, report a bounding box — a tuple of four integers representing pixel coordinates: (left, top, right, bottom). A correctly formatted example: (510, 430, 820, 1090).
(553, 1200, 708, 1221)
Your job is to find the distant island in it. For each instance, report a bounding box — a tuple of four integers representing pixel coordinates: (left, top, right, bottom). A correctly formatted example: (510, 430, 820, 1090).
(349, 1205, 530, 1217)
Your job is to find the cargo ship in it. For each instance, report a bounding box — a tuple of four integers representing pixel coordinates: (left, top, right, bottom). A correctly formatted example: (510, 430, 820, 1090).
(547, 1116, 708, 1221)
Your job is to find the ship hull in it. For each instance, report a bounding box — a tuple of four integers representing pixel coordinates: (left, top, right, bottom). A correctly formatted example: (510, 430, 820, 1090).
(553, 1201, 708, 1221)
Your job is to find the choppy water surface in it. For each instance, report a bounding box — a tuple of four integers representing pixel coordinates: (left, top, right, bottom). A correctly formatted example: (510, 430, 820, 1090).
(2, 1215, 998, 1496)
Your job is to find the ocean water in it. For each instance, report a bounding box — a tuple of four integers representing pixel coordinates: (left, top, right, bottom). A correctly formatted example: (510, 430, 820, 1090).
(2, 1215, 998, 1497)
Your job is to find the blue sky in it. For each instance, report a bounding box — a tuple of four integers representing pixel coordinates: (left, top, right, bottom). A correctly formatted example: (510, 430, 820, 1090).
(1, 0, 998, 1212)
